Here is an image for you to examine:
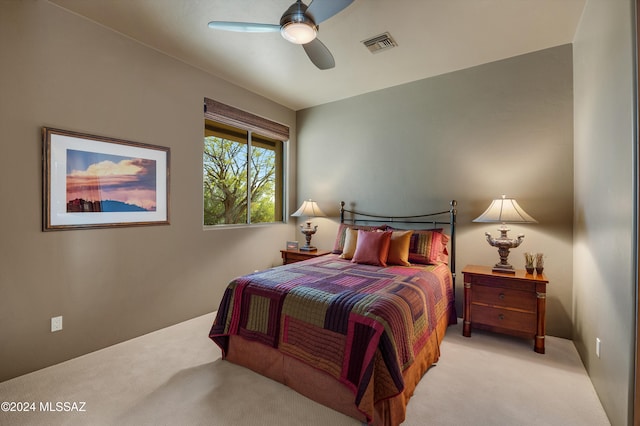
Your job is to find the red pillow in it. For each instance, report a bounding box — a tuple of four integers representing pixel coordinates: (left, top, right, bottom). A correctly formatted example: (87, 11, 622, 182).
(351, 230, 392, 267)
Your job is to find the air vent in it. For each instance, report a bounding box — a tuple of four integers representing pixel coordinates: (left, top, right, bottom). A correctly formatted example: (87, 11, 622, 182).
(362, 32, 397, 54)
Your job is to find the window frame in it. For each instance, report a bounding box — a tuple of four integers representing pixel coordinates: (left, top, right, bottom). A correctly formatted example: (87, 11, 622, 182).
(203, 99, 289, 228)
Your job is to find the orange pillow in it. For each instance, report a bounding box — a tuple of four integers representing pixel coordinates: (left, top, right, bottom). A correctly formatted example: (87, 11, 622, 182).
(351, 230, 392, 267)
(387, 230, 413, 266)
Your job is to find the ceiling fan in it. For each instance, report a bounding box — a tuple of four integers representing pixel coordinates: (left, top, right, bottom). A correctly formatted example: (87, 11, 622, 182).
(207, 0, 354, 70)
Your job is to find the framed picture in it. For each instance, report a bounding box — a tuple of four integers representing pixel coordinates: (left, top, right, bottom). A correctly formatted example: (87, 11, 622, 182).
(42, 127, 170, 231)
(286, 241, 299, 250)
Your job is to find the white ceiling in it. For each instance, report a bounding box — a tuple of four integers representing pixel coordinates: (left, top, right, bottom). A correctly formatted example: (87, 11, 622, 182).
(49, 0, 586, 111)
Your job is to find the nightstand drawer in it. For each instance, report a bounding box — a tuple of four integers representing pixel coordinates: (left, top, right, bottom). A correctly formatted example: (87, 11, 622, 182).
(471, 305, 536, 334)
(286, 252, 313, 263)
(472, 285, 536, 312)
(280, 249, 330, 265)
(472, 275, 535, 292)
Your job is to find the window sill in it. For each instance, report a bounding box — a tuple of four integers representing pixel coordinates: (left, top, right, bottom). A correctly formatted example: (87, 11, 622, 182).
(203, 222, 287, 231)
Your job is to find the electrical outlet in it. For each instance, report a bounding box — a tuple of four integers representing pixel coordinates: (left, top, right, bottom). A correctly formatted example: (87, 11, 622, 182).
(596, 337, 601, 358)
(51, 316, 63, 332)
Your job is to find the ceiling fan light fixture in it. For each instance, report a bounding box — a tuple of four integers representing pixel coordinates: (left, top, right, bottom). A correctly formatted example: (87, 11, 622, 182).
(281, 21, 317, 44)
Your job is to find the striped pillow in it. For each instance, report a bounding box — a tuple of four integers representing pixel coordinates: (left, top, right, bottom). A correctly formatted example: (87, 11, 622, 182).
(407, 230, 450, 265)
(332, 223, 388, 254)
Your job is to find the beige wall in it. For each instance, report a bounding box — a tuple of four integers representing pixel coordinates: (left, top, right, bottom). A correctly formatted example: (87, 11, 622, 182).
(297, 45, 575, 338)
(0, 1, 296, 382)
(573, 1, 636, 425)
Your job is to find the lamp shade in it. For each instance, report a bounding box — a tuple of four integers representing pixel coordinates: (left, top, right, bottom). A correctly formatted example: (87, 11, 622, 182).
(291, 199, 326, 218)
(473, 195, 537, 224)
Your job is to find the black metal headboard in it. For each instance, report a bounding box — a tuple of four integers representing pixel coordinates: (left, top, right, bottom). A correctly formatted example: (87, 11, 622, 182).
(339, 200, 458, 281)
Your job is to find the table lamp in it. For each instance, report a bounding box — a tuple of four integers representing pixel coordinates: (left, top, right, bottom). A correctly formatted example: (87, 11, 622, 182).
(291, 199, 326, 251)
(473, 195, 537, 273)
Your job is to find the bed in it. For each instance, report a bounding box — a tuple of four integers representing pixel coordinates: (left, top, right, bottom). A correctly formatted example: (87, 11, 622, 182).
(209, 201, 457, 425)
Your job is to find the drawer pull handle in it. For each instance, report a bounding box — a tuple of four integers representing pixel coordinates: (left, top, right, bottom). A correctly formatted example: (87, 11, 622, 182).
(499, 293, 505, 300)
(498, 314, 505, 320)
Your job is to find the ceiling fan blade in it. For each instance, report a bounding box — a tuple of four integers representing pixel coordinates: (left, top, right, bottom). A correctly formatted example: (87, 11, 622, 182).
(302, 38, 335, 70)
(207, 21, 280, 33)
(306, 0, 354, 24)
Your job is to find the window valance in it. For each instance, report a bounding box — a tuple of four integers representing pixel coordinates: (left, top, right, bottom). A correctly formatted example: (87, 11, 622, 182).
(204, 98, 289, 141)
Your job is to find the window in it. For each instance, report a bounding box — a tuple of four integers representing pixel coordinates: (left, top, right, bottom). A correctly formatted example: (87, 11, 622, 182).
(203, 99, 288, 226)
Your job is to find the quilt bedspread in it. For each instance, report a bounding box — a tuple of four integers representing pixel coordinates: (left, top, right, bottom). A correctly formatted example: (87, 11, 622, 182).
(209, 254, 454, 409)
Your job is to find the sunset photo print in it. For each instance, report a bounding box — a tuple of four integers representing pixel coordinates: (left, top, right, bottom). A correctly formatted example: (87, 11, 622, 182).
(43, 127, 169, 230)
(66, 150, 157, 213)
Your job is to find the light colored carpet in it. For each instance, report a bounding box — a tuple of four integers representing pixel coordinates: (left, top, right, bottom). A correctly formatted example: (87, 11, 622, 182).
(0, 313, 610, 426)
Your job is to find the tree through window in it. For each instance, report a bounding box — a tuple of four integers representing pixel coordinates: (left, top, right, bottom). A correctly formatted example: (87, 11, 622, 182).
(203, 99, 287, 226)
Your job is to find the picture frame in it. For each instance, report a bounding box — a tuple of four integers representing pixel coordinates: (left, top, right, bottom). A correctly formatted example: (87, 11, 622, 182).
(286, 241, 299, 250)
(42, 127, 170, 231)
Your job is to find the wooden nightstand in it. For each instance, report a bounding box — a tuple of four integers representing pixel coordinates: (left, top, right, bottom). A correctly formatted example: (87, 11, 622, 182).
(280, 249, 331, 265)
(462, 264, 549, 353)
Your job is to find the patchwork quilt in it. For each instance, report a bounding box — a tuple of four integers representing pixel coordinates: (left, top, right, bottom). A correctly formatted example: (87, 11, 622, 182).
(209, 254, 455, 408)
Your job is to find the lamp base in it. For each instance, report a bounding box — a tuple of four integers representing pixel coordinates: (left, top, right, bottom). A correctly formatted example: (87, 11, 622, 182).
(299, 223, 318, 252)
(492, 264, 516, 274)
(485, 227, 525, 275)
